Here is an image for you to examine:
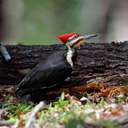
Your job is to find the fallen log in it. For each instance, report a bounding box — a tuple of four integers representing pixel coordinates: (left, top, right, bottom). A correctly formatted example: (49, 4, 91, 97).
(0, 41, 128, 87)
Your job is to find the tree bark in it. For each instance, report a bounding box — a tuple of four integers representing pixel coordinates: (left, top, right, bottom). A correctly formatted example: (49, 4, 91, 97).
(0, 41, 128, 87)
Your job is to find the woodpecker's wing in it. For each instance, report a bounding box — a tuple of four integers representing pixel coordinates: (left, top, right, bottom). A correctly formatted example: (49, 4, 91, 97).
(16, 64, 40, 90)
(15, 50, 72, 94)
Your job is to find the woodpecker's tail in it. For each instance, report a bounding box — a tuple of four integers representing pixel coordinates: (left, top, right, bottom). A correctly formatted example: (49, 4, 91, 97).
(15, 80, 25, 96)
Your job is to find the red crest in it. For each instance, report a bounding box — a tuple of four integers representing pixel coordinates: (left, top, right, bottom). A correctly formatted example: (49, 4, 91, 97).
(56, 32, 83, 43)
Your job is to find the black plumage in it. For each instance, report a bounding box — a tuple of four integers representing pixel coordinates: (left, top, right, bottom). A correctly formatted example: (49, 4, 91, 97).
(15, 46, 76, 97)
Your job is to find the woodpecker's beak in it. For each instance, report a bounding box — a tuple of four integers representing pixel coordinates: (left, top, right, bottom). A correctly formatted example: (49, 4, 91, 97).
(83, 34, 98, 40)
(73, 34, 98, 48)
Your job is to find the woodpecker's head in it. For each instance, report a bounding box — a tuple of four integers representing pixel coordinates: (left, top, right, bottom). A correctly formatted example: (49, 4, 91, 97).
(56, 32, 97, 48)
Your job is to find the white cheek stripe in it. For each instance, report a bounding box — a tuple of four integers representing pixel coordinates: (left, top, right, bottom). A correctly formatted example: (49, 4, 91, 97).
(67, 36, 83, 46)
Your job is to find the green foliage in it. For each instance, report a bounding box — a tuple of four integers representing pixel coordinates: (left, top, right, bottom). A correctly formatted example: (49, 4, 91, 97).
(7, 103, 32, 119)
(114, 94, 127, 104)
(97, 120, 120, 128)
(54, 92, 69, 107)
(2, 96, 11, 109)
(59, 91, 65, 102)
(17, 0, 85, 44)
(66, 119, 119, 128)
(65, 119, 80, 128)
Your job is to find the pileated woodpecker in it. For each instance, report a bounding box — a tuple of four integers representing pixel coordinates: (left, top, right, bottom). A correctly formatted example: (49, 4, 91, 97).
(15, 32, 97, 100)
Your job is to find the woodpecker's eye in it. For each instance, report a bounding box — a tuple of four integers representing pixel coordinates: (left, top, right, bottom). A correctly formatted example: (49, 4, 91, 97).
(73, 35, 79, 39)
(67, 35, 79, 42)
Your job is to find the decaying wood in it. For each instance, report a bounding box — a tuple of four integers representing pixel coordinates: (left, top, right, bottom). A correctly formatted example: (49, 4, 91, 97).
(1, 41, 128, 87)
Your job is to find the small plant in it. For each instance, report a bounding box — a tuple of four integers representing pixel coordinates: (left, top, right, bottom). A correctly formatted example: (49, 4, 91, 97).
(7, 102, 32, 119)
(2, 95, 11, 109)
(97, 120, 120, 128)
(54, 92, 69, 107)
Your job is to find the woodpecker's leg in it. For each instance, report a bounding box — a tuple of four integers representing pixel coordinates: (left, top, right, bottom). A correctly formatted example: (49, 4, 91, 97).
(21, 94, 34, 105)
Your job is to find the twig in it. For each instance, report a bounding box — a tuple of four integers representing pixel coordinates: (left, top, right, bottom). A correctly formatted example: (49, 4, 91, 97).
(24, 101, 44, 128)
(0, 43, 11, 61)
(0, 120, 14, 126)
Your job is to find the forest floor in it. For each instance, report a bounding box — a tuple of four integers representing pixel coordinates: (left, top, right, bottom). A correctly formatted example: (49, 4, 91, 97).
(1, 76, 128, 128)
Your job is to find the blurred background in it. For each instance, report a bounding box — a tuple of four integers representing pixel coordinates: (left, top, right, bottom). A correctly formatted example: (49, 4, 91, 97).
(0, 0, 128, 44)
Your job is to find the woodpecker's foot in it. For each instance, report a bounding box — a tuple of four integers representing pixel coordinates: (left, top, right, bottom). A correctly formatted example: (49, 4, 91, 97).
(21, 94, 34, 105)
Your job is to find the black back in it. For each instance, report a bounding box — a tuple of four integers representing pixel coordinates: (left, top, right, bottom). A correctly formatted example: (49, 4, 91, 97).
(16, 47, 74, 95)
